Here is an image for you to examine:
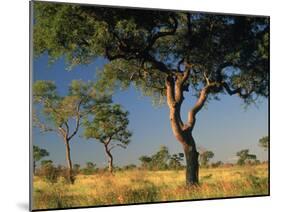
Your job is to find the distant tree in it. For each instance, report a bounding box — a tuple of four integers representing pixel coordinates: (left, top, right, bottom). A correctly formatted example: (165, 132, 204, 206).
(33, 145, 49, 174)
(34, 3, 269, 185)
(211, 160, 223, 168)
(259, 136, 269, 151)
(150, 146, 170, 170)
(84, 103, 132, 173)
(139, 155, 152, 169)
(236, 149, 257, 165)
(168, 153, 184, 170)
(33, 80, 109, 183)
(123, 164, 137, 170)
(80, 162, 97, 175)
(200, 151, 214, 168)
(139, 146, 170, 170)
(41, 160, 53, 166)
(86, 162, 96, 169)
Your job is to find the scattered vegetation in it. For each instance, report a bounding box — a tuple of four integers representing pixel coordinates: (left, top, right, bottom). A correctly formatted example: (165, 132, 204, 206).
(33, 163, 268, 210)
(236, 149, 258, 166)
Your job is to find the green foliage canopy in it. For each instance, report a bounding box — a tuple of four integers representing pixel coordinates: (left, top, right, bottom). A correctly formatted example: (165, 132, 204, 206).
(236, 149, 257, 165)
(168, 153, 184, 170)
(83, 103, 132, 147)
(259, 136, 269, 150)
(139, 146, 182, 170)
(33, 80, 111, 137)
(34, 2, 269, 104)
(33, 145, 49, 162)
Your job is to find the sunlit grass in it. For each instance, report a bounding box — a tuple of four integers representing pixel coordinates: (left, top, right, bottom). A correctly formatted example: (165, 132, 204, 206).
(33, 163, 268, 210)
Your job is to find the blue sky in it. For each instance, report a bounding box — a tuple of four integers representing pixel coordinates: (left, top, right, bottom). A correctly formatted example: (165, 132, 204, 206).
(32, 54, 269, 167)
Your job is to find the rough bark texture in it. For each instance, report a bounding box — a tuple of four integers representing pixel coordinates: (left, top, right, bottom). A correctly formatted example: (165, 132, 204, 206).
(65, 140, 75, 184)
(183, 135, 199, 185)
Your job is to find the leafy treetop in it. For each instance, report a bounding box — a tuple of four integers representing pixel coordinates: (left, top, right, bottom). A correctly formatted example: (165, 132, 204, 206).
(34, 2, 269, 105)
(259, 136, 269, 150)
(33, 80, 111, 140)
(83, 102, 132, 148)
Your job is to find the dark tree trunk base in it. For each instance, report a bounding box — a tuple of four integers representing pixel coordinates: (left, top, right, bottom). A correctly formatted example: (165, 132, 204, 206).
(184, 146, 199, 186)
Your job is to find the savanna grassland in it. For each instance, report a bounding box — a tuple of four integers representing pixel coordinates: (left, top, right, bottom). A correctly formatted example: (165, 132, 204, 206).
(33, 163, 268, 210)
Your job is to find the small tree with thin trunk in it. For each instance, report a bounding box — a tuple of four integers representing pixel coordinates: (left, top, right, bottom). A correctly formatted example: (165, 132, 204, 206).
(83, 103, 132, 173)
(33, 145, 49, 174)
(33, 80, 108, 183)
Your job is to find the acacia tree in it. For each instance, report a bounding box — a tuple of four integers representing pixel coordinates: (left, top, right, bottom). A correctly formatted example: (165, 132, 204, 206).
(139, 155, 152, 169)
(259, 136, 269, 151)
(200, 151, 214, 168)
(33, 145, 49, 174)
(33, 80, 109, 183)
(236, 149, 257, 165)
(33, 3, 269, 185)
(83, 103, 132, 173)
(150, 146, 170, 170)
(169, 153, 184, 170)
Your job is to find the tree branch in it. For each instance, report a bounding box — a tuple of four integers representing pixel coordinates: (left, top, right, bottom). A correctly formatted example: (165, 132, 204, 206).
(33, 113, 56, 133)
(166, 76, 176, 107)
(108, 143, 127, 152)
(222, 82, 252, 98)
(145, 15, 178, 52)
(186, 82, 219, 130)
(58, 125, 68, 141)
(67, 100, 83, 141)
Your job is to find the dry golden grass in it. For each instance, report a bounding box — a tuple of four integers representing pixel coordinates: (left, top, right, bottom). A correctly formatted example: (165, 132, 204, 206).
(33, 163, 268, 210)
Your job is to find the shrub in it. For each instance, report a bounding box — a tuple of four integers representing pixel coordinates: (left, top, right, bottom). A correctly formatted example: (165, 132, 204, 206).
(37, 163, 60, 184)
(37, 164, 76, 184)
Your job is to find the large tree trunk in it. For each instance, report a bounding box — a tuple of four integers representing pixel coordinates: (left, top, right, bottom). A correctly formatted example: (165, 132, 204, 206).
(183, 136, 199, 185)
(104, 145, 113, 173)
(165, 74, 205, 185)
(65, 140, 74, 184)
